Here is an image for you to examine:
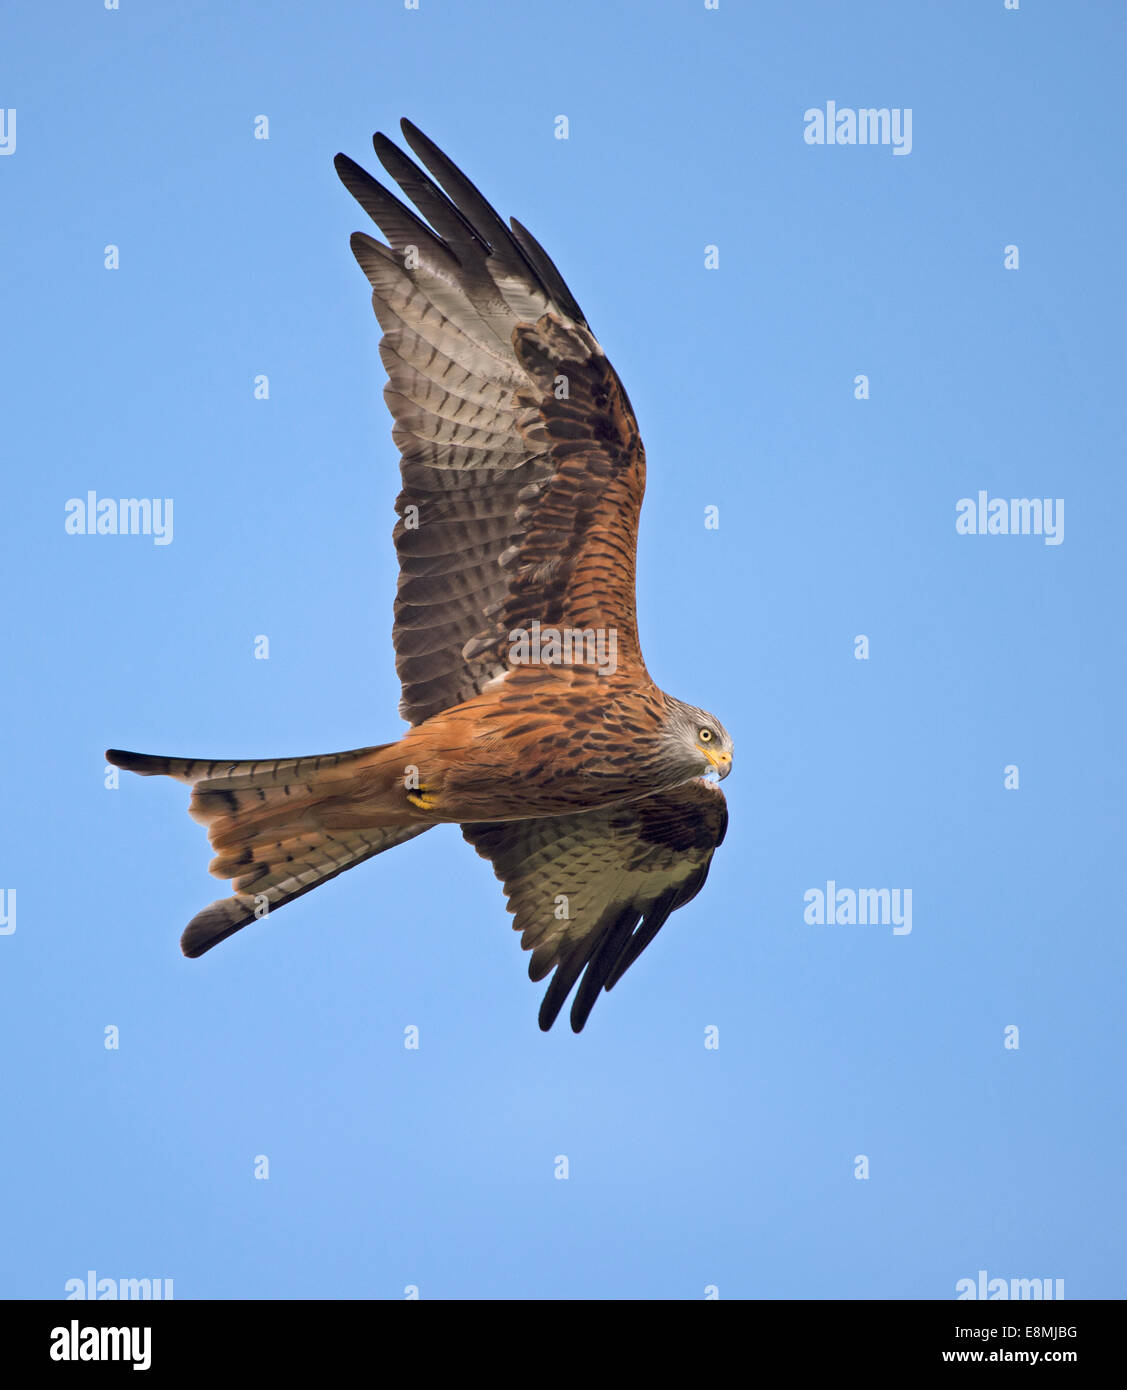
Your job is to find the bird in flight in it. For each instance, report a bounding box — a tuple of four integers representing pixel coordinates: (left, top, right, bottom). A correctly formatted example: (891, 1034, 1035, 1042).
(107, 120, 733, 1032)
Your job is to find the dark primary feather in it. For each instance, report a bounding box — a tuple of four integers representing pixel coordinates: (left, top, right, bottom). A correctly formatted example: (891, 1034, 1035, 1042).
(462, 779, 729, 1032)
(336, 120, 648, 726)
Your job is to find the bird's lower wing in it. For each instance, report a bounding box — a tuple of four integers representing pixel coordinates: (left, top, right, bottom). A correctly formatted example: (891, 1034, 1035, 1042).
(461, 779, 728, 1032)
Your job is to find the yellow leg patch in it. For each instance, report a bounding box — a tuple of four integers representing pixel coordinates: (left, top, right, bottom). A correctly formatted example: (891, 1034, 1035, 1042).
(406, 787, 439, 812)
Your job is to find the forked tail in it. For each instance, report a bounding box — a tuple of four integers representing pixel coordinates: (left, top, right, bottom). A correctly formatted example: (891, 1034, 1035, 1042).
(105, 745, 431, 956)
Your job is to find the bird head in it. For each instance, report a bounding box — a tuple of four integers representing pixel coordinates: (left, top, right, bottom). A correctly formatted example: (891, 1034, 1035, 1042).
(661, 697, 733, 782)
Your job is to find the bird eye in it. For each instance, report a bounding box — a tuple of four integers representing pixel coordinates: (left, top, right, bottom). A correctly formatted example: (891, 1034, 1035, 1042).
(699, 728, 713, 743)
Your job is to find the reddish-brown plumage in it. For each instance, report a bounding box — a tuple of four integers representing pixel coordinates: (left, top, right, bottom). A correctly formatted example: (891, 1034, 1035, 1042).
(105, 121, 731, 1031)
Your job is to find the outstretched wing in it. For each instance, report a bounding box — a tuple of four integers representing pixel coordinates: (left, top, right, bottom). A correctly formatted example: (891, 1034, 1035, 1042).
(462, 779, 728, 1032)
(336, 121, 648, 726)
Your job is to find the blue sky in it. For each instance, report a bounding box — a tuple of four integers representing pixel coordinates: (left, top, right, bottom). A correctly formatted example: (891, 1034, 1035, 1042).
(1, 0, 1124, 1299)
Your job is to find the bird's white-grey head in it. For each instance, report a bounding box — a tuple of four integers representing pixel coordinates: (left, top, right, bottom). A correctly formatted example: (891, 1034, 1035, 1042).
(660, 696, 733, 782)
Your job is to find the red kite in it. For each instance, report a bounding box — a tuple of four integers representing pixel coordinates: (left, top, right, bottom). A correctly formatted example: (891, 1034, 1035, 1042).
(108, 121, 732, 1032)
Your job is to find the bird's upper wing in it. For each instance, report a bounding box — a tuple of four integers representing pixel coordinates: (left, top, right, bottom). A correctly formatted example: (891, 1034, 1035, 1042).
(461, 778, 728, 1032)
(336, 121, 648, 726)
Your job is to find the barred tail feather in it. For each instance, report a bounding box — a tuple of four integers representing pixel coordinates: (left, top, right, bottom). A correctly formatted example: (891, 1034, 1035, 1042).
(104, 744, 430, 957)
(105, 745, 381, 790)
(181, 823, 429, 958)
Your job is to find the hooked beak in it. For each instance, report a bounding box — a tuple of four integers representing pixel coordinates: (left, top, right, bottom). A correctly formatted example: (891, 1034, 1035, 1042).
(705, 748, 732, 780)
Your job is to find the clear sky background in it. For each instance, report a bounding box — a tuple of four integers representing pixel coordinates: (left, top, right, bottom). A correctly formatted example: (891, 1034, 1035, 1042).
(1, 0, 1124, 1300)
